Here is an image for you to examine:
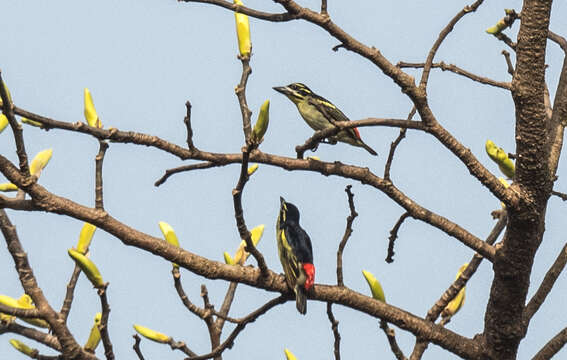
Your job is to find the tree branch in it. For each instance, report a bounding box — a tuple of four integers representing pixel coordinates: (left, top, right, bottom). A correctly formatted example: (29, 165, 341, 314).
(336, 185, 357, 287)
(419, 0, 485, 89)
(327, 303, 341, 360)
(397, 61, 511, 90)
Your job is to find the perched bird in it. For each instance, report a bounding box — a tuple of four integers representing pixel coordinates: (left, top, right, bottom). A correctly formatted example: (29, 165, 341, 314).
(276, 197, 315, 315)
(273, 83, 378, 155)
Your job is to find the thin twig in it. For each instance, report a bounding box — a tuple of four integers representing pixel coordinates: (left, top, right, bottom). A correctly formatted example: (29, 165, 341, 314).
(397, 61, 511, 90)
(172, 268, 208, 319)
(524, 241, 567, 323)
(548, 30, 567, 53)
(185, 295, 287, 360)
(411, 212, 507, 359)
(386, 212, 411, 264)
(384, 107, 415, 180)
(326, 303, 341, 360)
(155, 162, 220, 187)
(132, 334, 146, 360)
(184, 101, 195, 150)
(0, 72, 31, 175)
(551, 190, 567, 201)
(380, 319, 407, 360)
(95, 140, 108, 210)
(179, 0, 298, 22)
(419, 0, 485, 88)
(295, 118, 424, 159)
(0, 195, 36, 210)
(502, 50, 515, 75)
(320, 0, 327, 15)
(215, 282, 238, 331)
(0, 303, 40, 318)
(336, 185, 357, 286)
(98, 286, 115, 360)
(232, 148, 269, 274)
(0, 322, 61, 351)
(169, 338, 198, 357)
(494, 32, 517, 50)
(59, 264, 82, 322)
(236, 56, 253, 144)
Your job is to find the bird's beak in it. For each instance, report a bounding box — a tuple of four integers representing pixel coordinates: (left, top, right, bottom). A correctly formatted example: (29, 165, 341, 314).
(273, 86, 288, 95)
(279, 196, 286, 205)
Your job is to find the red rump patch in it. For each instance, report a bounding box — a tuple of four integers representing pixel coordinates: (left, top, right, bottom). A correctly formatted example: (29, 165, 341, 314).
(352, 127, 361, 140)
(303, 263, 315, 291)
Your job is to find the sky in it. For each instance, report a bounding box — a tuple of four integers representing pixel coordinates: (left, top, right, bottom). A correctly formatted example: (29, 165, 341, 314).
(1, 0, 567, 359)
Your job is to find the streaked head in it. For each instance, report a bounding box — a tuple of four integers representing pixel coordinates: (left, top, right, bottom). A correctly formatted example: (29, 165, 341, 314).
(279, 196, 300, 224)
(273, 83, 313, 103)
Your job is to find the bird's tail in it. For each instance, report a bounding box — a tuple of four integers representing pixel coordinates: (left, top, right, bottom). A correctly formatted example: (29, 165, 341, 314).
(295, 285, 307, 315)
(360, 141, 378, 156)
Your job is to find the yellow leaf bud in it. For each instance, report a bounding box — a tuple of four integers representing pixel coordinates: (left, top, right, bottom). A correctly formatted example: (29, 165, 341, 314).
(84, 88, 102, 128)
(9, 339, 36, 357)
(234, 0, 251, 56)
(159, 221, 180, 268)
(133, 324, 171, 343)
(77, 222, 97, 254)
(362, 270, 386, 302)
(29, 148, 53, 177)
(284, 348, 298, 360)
(251, 100, 270, 143)
(0, 183, 18, 192)
(84, 312, 102, 352)
(0, 114, 8, 133)
(68, 249, 105, 288)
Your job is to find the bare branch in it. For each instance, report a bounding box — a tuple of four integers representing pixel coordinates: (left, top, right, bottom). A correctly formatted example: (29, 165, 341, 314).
(295, 118, 424, 159)
(551, 190, 567, 201)
(524, 241, 567, 323)
(380, 320, 407, 360)
(132, 334, 146, 360)
(179, 0, 297, 22)
(232, 148, 269, 274)
(419, 0, 485, 88)
(98, 286, 115, 360)
(0, 209, 95, 359)
(185, 296, 287, 360)
(336, 185, 358, 286)
(184, 101, 195, 150)
(327, 303, 341, 360)
(386, 212, 411, 264)
(0, 72, 31, 175)
(155, 162, 220, 187)
(384, 107, 415, 180)
(172, 268, 208, 319)
(411, 212, 507, 359)
(397, 61, 511, 90)
(0, 303, 40, 318)
(95, 140, 108, 210)
(531, 326, 567, 360)
(502, 50, 515, 75)
(0, 151, 497, 262)
(320, 0, 328, 15)
(0, 322, 61, 351)
(235, 57, 253, 144)
(0, 195, 37, 210)
(59, 264, 82, 322)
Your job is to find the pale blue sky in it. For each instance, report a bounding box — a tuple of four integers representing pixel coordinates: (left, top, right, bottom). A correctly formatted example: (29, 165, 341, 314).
(2, 1, 567, 359)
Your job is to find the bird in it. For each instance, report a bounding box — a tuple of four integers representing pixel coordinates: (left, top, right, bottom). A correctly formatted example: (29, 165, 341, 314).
(273, 82, 378, 155)
(276, 197, 315, 315)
